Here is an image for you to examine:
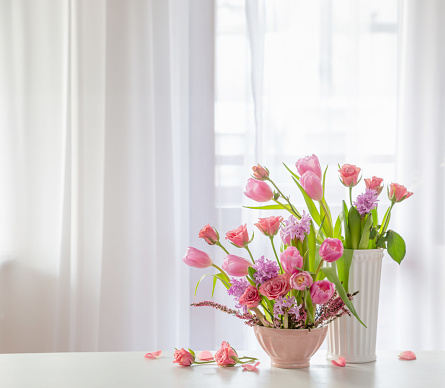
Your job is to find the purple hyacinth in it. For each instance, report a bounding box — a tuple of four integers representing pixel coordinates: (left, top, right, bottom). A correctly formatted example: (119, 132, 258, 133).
(280, 211, 311, 245)
(354, 188, 379, 216)
(228, 277, 250, 313)
(273, 295, 300, 318)
(252, 256, 280, 285)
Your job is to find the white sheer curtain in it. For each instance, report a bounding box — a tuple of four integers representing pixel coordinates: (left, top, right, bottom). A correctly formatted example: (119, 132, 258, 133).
(0, 0, 214, 353)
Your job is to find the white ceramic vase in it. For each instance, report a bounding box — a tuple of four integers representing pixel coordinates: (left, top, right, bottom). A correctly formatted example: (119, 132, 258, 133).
(326, 248, 384, 363)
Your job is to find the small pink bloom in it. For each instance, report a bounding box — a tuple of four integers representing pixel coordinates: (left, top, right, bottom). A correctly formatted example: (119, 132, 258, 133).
(173, 348, 195, 366)
(331, 356, 346, 367)
(296, 154, 322, 179)
(242, 361, 260, 371)
(290, 271, 313, 290)
(215, 341, 238, 367)
(255, 216, 283, 237)
(339, 164, 361, 187)
(226, 224, 249, 248)
(398, 351, 416, 360)
(310, 280, 335, 304)
(319, 238, 344, 263)
(222, 255, 251, 277)
(182, 247, 213, 269)
(388, 183, 413, 203)
(197, 351, 214, 361)
(144, 350, 162, 359)
(252, 164, 269, 181)
(244, 178, 274, 202)
(300, 171, 323, 201)
(198, 224, 219, 245)
(365, 176, 384, 196)
(239, 286, 262, 309)
(280, 246, 303, 275)
(259, 273, 292, 300)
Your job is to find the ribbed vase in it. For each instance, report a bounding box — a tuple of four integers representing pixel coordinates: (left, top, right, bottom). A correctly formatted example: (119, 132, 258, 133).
(326, 248, 384, 363)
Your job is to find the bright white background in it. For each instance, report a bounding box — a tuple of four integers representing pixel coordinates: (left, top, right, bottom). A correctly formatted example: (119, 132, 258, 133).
(0, 0, 444, 353)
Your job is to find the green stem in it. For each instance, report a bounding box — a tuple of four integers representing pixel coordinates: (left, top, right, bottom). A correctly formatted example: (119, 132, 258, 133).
(193, 360, 217, 365)
(244, 245, 255, 264)
(284, 312, 288, 329)
(380, 202, 395, 235)
(211, 264, 230, 283)
(216, 242, 230, 255)
(314, 259, 324, 278)
(269, 236, 283, 272)
(268, 179, 301, 218)
(349, 187, 353, 207)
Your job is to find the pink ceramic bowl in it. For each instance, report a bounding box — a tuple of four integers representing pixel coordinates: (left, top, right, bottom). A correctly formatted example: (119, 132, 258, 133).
(254, 325, 328, 368)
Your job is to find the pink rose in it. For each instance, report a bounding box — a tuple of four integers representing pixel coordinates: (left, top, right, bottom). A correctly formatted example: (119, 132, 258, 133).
(173, 348, 195, 366)
(300, 171, 323, 201)
(290, 271, 313, 290)
(251, 164, 269, 181)
(244, 178, 274, 202)
(388, 183, 413, 203)
(339, 164, 361, 187)
(222, 255, 251, 277)
(198, 224, 219, 245)
(310, 280, 335, 304)
(280, 246, 303, 274)
(319, 238, 344, 263)
(255, 216, 283, 237)
(259, 273, 292, 300)
(365, 176, 384, 196)
(239, 286, 262, 308)
(182, 247, 213, 269)
(296, 154, 322, 180)
(226, 224, 249, 248)
(215, 341, 238, 367)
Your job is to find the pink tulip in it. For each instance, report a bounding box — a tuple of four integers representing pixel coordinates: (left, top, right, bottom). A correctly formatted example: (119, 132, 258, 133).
(290, 271, 313, 290)
(398, 351, 416, 360)
(182, 247, 213, 269)
(365, 176, 384, 196)
(300, 171, 323, 201)
(259, 273, 292, 300)
(215, 341, 238, 366)
(244, 178, 274, 202)
(255, 216, 283, 237)
(388, 183, 413, 203)
(296, 154, 322, 179)
(251, 164, 269, 181)
(280, 246, 303, 274)
(222, 255, 251, 277)
(173, 348, 195, 366)
(198, 224, 219, 245)
(239, 286, 262, 308)
(319, 238, 344, 263)
(310, 280, 335, 304)
(226, 224, 249, 248)
(339, 164, 361, 187)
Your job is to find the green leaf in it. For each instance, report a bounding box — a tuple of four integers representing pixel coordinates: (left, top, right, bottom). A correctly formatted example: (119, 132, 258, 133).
(188, 348, 195, 357)
(334, 214, 342, 239)
(376, 234, 387, 249)
(243, 204, 292, 211)
(321, 166, 328, 200)
(304, 291, 315, 324)
(321, 267, 366, 327)
(348, 206, 361, 249)
(248, 266, 257, 279)
(386, 230, 406, 264)
(307, 221, 316, 272)
(212, 275, 217, 297)
(282, 162, 300, 181)
(342, 201, 351, 248)
(292, 176, 321, 225)
(369, 227, 378, 240)
(379, 207, 392, 234)
(195, 274, 208, 296)
(335, 249, 353, 293)
(371, 208, 378, 227)
(358, 214, 373, 249)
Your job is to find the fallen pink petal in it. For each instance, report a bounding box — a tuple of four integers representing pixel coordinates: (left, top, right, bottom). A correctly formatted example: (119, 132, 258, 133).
(398, 351, 416, 360)
(331, 356, 346, 367)
(242, 362, 260, 371)
(197, 351, 214, 361)
(144, 351, 162, 359)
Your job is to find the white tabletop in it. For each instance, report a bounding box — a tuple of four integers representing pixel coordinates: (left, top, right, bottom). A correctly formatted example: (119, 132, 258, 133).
(0, 350, 441, 387)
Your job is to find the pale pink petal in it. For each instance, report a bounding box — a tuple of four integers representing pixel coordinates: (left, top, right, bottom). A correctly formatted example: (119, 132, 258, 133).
(242, 362, 260, 371)
(144, 350, 162, 359)
(197, 351, 214, 361)
(331, 356, 346, 367)
(398, 351, 416, 360)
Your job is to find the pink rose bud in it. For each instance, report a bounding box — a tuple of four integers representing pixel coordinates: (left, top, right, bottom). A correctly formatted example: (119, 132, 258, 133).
(259, 273, 292, 300)
(215, 341, 238, 367)
(239, 286, 262, 308)
(198, 224, 219, 245)
(338, 164, 361, 187)
(300, 171, 323, 201)
(296, 154, 322, 179)
(182, 247, 213, 269)
(173, 348, 195, 366)
(319, 238, 344, 263)
(290, 271, 313, 290)
(252, 164, 269, 181)
(226, 224, 250, 248)
(280, 246, 304, 274)
(255, 216, 283, 237)
(310, 280, 335, 304)
(365, 176, 384, 196)
(244, 178, 274, 202)
(222, 255, 251, 277)
(388, 183, 413, 203)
